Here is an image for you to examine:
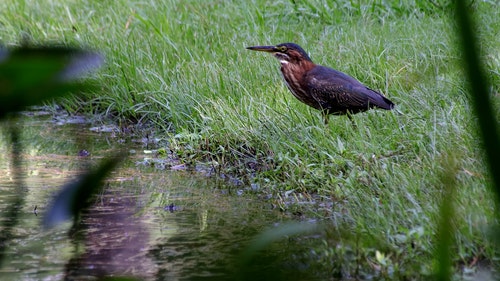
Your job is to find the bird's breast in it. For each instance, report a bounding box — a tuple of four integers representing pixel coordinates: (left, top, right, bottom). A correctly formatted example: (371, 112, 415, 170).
(279, 63, 317, 107)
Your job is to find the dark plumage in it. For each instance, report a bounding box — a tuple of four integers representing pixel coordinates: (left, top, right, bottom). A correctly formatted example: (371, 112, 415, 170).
(246, 42, 395, 124)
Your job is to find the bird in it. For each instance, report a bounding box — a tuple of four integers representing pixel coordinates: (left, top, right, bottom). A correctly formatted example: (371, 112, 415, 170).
(246, 43, 395, 124)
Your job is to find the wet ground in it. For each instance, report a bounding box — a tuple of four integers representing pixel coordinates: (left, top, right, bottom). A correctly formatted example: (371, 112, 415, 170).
(0, 113, 325, 281)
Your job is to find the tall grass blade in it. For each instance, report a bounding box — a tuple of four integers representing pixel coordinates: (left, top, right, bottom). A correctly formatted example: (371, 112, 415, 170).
(434, 156, 458, 281)
(454, 0, 500, 199)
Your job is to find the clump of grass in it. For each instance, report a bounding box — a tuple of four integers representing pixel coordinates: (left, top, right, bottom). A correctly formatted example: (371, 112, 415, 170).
(2, 0, 499, 278)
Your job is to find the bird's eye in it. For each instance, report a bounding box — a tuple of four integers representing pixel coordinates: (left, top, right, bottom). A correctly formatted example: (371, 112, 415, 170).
(279, 46, 287, 52)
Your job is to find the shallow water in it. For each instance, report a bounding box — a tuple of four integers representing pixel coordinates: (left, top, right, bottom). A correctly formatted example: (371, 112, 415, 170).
(0, 115, 323, 281)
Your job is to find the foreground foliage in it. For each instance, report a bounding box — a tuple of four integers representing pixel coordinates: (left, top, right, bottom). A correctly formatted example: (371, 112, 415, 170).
(2, 0, 499, 279)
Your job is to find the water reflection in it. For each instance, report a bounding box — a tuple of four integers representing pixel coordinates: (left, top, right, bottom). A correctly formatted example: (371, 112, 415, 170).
(65, 188, 156, 279)
(0, 115, 323, 281)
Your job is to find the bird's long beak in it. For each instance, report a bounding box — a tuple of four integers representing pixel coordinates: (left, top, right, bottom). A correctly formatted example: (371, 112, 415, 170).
(246, 45, 277, 53)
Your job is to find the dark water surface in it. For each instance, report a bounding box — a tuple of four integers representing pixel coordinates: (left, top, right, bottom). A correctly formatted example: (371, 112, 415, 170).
(0, 115, 323, 281)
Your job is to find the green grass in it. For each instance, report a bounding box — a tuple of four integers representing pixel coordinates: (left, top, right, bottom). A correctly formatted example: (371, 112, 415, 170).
(1, 0, 499, 278)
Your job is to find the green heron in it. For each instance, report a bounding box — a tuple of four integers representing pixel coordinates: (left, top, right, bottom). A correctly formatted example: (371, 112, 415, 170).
(247, 43, 395, 124)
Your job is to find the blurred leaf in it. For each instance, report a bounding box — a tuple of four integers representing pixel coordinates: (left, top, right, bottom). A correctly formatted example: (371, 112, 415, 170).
(0, 45, 103, 118)
(235, 222, 319, 280)
(434, 155, 458, 281)
(43, 156, 122, 229)
(454, 0, 500, 198)
(240, 222, 317, 263)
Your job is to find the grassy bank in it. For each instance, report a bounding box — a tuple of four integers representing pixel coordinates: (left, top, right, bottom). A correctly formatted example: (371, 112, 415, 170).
(2, 0, 499, 278)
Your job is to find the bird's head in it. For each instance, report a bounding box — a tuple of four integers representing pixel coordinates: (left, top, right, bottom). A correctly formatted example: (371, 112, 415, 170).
(246, 43, 312, 64)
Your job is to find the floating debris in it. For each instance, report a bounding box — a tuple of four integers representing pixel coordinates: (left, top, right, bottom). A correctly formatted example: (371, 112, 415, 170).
(89, 124, 120, 133)
(164, 203, 180, 213)
(78, 149, 90, 157)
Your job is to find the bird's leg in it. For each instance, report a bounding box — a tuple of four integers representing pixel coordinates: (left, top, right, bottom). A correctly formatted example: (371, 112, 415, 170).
(346, 112, 357, 128)
(322, 112, 329, 125)
(347, 113, 353, 122)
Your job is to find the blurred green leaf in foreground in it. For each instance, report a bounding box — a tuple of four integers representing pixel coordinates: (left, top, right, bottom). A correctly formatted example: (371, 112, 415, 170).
(0, 44, 106, 267)
(0, 45, 102, 117)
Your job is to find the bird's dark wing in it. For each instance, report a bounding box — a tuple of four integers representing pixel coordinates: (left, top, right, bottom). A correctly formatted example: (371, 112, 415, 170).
(305, 65, 394, 114)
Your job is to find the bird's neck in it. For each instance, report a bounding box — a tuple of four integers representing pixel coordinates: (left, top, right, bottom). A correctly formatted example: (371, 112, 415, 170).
(280, 60, 315, 76)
